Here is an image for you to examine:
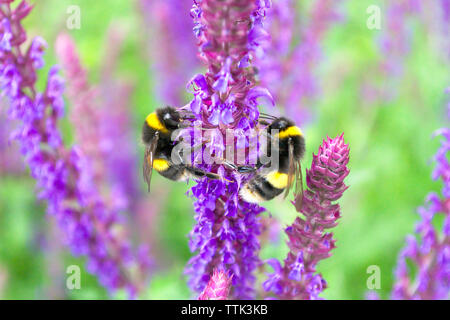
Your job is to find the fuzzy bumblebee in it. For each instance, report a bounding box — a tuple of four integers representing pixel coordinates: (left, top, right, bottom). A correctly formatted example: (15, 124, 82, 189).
(228, 115, 305, 203)
(142, 106, 220, 191)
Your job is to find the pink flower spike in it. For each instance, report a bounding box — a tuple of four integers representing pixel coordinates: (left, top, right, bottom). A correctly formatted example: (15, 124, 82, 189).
(263, 134, 350, 300)
(198, 269, 233, 300)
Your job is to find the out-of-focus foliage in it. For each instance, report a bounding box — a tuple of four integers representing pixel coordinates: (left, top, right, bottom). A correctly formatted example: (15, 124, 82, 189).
(0, 0, 448, 299)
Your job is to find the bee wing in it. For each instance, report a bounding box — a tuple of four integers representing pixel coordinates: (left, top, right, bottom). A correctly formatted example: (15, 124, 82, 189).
(283, 138, 296, 199)
(143, 134, 159, 192)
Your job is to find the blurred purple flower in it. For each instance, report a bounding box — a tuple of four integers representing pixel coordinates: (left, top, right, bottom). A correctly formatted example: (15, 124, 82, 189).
(140, 0, 199, 106)
(198, 269, 232, 300)
(380, 0, 421, 76)
(363, 0, 423, 103)
(97, 26, 140, 205)
(365, 291, 381, 300)
(55, 33, 103, 182)
(263, 134, 350, 299)
(257, 0, 341, 125)
(184, 0, 271, 299)
(0, 104, 23, 175)
(42, 219, 66, 299)
(442, 0, 450, 23)
(392, 126, 450, 300)
(0, 1, 150, 297)
(259, 215, 282, 248)
(56, 30, 140, 212)
(97, 81, 139, 209)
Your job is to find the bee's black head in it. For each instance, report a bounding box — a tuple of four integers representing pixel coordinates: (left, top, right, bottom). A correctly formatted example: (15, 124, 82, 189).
(268, 117, 295, 131)
(157, 106, 181, 130)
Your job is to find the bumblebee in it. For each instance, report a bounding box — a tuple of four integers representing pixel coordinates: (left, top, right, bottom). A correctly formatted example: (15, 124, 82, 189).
(227, 114, 305, 203)
(142, 106, 220, 191)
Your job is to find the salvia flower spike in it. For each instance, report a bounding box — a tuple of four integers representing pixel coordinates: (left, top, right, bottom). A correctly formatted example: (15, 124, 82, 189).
(0, 0, 151, 297)
(263, 134, 350, 299)
(56, 31, 140, 211)
(392, 127, 450, 300)
(184, 0, 271, 299)
(258, 0, 340, 125)
(140, 0, 199, 105)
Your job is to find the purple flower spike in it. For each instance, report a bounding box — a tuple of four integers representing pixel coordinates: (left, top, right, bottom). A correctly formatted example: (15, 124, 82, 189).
(140, 0, 199, 106)
(392, 123, 450, 300)
(198, 269, 233, 300)
(55, 33, 104, 183)
(257, 0, 341, 125)
(0, 0, 150, 297)
(362, 0, 423, 103)
(0, 105, 22, 175)
(186, 180, 265, 299)
(56, 30, 139, 210)
(184, 0, 271, 299)
(263, 134, 350, 300)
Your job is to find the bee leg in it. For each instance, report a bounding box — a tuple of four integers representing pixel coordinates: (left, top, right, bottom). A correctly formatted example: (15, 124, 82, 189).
(186, 166, 235, 183)
(222, 160, 259, 173)
(186, 167, 220, 180)
(236, 165, 257, 173)
(222, 161, 239, 171)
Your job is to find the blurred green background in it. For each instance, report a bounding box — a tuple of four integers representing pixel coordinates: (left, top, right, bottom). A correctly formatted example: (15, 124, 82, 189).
(0, 0, 448, 300)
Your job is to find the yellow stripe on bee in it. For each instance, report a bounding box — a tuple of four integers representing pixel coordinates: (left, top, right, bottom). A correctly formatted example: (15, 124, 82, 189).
(278, 126, 303, 139)
(266, 171, 289, 189)
(153, 158, 170, 172)
(146, 112, 169, 134)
